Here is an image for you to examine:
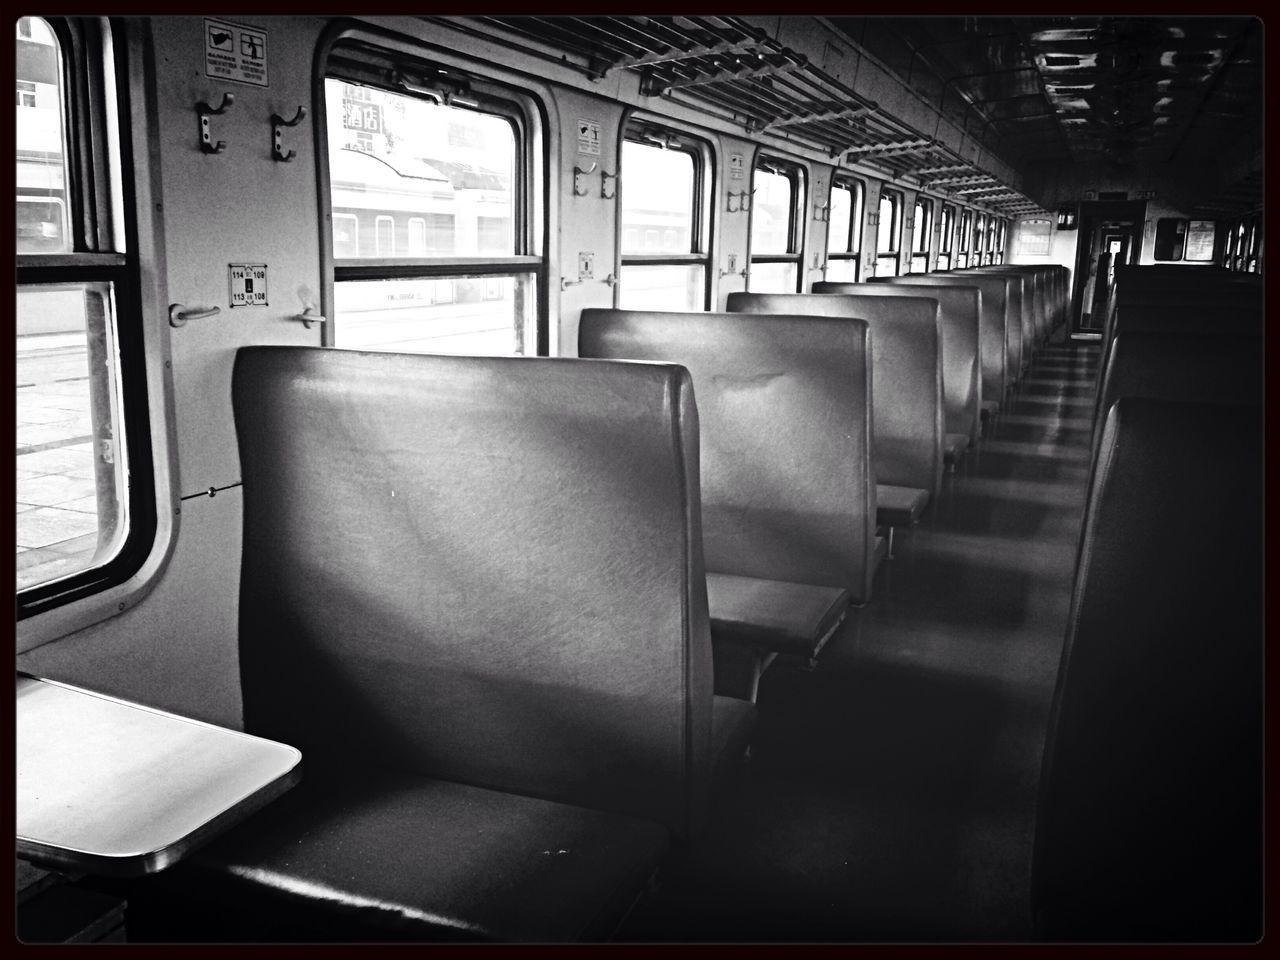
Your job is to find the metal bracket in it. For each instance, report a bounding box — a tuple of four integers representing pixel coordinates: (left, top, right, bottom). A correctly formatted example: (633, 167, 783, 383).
(196, 93, 235, 154)
(600, 169, 617, 199)
(271, 106, 307, 162)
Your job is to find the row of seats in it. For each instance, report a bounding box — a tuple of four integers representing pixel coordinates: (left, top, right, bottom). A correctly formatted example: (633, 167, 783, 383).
(1032, 265, 1263, 941)
(118, 263, 1072, 941)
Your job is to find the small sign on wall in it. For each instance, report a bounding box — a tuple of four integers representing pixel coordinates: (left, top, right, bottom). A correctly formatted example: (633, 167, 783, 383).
(204, 18, 268, 87)
(577, 118, 601, 156)
(729, 154, 744, 180)
(229, 264, 268, 307)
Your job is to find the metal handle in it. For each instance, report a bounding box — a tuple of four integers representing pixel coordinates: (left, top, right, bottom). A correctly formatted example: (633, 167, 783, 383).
(169, 303, 221, 328)
(294, 307, 326, 329)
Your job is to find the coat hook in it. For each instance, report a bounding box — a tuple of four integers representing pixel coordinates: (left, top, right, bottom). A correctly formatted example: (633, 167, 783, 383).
(270, 106, 307, 162)
(196, 92, 235, 154)
(600, 170, 617, 200)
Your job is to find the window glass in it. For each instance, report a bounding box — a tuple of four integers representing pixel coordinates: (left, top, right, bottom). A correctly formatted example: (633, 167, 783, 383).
(749, 158, 803, 292)
(620, 139, 694, 255)
(875, 189, 901, 277)
(828, 186, 852, 254)
(752, 168, 795, 255)
(325, 75, 537, 355)
(17, 17, 154, 609)
(327, 81, 516, 259)
(333, 275, 536, 355)
(826, 178, 863, 283)
(618, 128, 707, 311)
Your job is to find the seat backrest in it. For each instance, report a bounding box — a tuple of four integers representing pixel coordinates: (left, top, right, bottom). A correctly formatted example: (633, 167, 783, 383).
(232, 347, 714, 841)
(1033, 397, 1262, 941)
(815, 281, 980, 444)
(939, 271, 1023, 381)
(976, 266, 1045, 346)
(1090, 332, 1262, 465)
(726, 291, 943, 502)
(579, 308, 878, 604)
(876, 274, 1008, 405)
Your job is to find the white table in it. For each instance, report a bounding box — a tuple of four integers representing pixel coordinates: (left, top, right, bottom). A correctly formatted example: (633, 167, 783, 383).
(17, 674, 301, 876)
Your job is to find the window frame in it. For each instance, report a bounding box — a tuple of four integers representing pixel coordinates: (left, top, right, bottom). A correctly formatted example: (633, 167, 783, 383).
(318, 30, 548, 356)
(17, 16, 175, 641)
(875, 186, 903, 277)
(937, 202, 955, 270)
(616, 119, 713, 311)
(957, 208, 972, 267)
(910, 195, 933, 274)
(825, 175, 864, 283)
(748, 154, 806, 292)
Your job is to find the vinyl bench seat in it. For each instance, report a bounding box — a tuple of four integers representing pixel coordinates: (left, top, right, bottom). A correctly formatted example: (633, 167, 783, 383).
(875, 483, 929, 529)
(177, 772, 669, 942)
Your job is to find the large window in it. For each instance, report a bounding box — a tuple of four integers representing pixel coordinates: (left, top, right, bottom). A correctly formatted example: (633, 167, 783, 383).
(618, 124, 710, 311)
(17, 18, 157, 614)
(323, 61, 542, 356)
(937, 203, 955, 270)
(957, 209, 972, 268)
(910, 197, 933, 274)
(825, 176, 864, 282)
(875, 187, 902, 277)
(995, 218, 1007, 263)
(749, 156, 804, 292)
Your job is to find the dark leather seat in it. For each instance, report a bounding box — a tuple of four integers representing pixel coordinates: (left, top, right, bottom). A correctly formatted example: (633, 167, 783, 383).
(815, 281, 981, 455)
(163, 347, 742, 941)
(1090, 332, 1262, 466)
(726, 291, 943, 524)
(883, 274, 1012, 416)
(1033, 397, 1262, 942)
(579, 308, 877, 693)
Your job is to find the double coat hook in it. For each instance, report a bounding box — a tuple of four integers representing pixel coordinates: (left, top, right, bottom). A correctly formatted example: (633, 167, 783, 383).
(196, 92, 235, 154)
(271, 106, 307, 162)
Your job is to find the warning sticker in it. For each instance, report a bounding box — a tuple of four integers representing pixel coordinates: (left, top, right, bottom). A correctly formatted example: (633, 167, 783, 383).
(577, 118, 601, 156)
(205, 19, 268, 88)
(729, 154, 744, 180)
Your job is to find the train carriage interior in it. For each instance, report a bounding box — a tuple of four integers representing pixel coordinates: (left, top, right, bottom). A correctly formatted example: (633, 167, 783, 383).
(13, 15, 1264, 945)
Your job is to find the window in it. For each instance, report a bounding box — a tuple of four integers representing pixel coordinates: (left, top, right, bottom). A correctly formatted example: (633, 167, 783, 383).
(974, 212, 989, 265)
(617, 125, 710, 311)
(937, 203, 955, 270)
(995, 219, 1007, 263)
(17, 17, 159, 616)
(323, 58, 542, 356)
(910, 197, 933, 273)
(1245, 212, 1262, 273)
(825, 176, 864, 283)
(875, 188, 902, 277)
(984, 215, 998, 265)
(749, 156, 804, 292)
(957, 209, 972, 267)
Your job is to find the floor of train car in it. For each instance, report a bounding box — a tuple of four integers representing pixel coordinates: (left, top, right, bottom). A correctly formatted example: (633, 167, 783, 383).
(620, 337, 1101, 943)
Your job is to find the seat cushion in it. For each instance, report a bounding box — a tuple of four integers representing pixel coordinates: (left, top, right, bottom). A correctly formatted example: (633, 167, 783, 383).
(706, 572, 851, 658)
(875, 483, 929, 528)
(981, 398, 999, 419)
(176, 771, 669, 943)
(944, 432, 969, 465)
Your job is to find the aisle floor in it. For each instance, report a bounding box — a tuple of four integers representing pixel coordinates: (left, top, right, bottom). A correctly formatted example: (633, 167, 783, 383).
(620, 340, 1102, 942)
